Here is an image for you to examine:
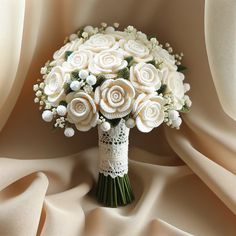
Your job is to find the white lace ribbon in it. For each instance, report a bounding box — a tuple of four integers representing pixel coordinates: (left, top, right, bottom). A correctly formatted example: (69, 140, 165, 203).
(98, 119, 130, 178)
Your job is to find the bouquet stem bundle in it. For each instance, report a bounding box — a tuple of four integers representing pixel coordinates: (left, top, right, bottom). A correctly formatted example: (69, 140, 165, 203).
(96, 120, 134, 207)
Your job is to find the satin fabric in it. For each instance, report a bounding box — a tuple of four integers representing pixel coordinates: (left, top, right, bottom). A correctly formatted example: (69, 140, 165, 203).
(0, 0, 235, 235)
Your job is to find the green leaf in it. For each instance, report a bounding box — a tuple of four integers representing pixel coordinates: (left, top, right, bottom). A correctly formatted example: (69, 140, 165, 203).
(157, 84, 167, 94)
(177, 65, 187, 72)
(123, 114, 131, 121)
(93, 75, 106, 91)
(65, 51, 73, 60)
(71, 70, 80, 80)
(147, 60, 156, 66)
(107, 118, 121, 127)
(117, 67, 130, 80)
(77, 28, 84, 38)
(59, 100, 68, 106)
(180, 105, 190, 113)
(64, 83, 72, 94)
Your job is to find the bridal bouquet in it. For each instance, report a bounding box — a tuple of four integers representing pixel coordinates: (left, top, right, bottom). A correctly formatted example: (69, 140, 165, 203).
(33, 23, 191, 207)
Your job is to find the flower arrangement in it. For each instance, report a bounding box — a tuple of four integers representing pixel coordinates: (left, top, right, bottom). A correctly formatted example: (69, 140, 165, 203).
(33, 23, 191, 207)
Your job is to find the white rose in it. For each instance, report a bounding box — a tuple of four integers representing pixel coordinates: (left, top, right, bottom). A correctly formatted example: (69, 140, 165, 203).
(95, 78, 135, 119)
(66, 92, 99, 131)
(63, 49, 93, 71)
(152, 48, 177, 71)
(89, 50, 128, 78)
(132, 93, 165, 133)
(130, 62, 162, 94)
(119, 39, 153, 62)
(53, 39, 83, 60)
(44, 66, 67, 106)
(162, 70, 185, 99)
(81, 34, 119, 52)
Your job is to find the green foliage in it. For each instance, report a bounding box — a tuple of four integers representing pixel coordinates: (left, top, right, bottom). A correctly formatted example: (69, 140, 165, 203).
(64, 83, 72, 94)
(117, 67, 130, 80)
(71, 70, 80, 80)
(177, 65, 187, 72)
(157, 84, 167, 94)
(180, 105, 190, 113)
(59, 100, 68, 106)
(93, 75, 106, 91)
(107, 118, 121, 127)
(125, 56, 134, 68)
(64, 51, 73, 60)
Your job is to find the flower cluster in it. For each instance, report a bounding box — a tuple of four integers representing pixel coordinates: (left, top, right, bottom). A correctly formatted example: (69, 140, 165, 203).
(34, 23, 191, 137)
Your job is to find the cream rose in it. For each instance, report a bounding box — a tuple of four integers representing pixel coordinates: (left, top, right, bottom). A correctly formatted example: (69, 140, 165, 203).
(152, 48, 177, 71)
(119, 39, 153, 62)
(130, 62, 162, 94)
(95, 78, 135, 119)
(81, 34, 119, 52)
(132, 93, 165, 133)
(162, 70, 185, 99)
(63, 49, 93, 71)
(53, 38, 83, 60)
(66, 92, 99, 131)
(44, 66, 67, 106)
(89, 50, 128, 78)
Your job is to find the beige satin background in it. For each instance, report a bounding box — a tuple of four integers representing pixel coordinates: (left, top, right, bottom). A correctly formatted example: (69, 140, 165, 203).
(0, 0, 236, 235)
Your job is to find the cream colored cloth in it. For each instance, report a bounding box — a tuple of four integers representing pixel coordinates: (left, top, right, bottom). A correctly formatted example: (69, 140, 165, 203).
(0, 0, 236, 235)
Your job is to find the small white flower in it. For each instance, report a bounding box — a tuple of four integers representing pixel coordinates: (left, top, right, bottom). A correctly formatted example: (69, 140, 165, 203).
(172, 117, 182, 128)
(70, 80, 82, 91)
(184, 95, 192, 107)
(33, 84, 39, 91)
(34, 98, 39, 103)
(42, 110, 53, 122)
(113, 23, 119, 28)
(45, 103, 52, 109)
(101, 22, 107, 28)
(79, 70, 89, 80)
(168, 110, 179, 121)
(82, 32, 89, 38)
(57, 105, 67, 116)
(39, 82, 45, 89)
(125, 118, 135, 128)
(36, 90, 42, 97)
(83, 84, 93, 94)
(39, 101, 44, 105)
(100, 121, 111, 132)
(40, 67, 47, 75)
(64, 127, 75, 137)
(86, 75, 97, 86)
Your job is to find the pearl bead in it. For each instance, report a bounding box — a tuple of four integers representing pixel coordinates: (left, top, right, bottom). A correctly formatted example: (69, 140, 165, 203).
(83, 25, 94, 33)
(125, 118, 135, 128)
(86, 75, 97, 86)
(64, 127, 75, 137)
(79, 70, 89, 80)
(70, 81, 81, 91)
(100, 122, 111, 132)
(105, 26, 115, 33)
(42, 110, 53, 122)
(56, 105, 67, 116)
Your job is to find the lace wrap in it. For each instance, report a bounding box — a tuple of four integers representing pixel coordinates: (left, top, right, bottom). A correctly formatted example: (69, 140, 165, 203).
(98, 120, 130, 178)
